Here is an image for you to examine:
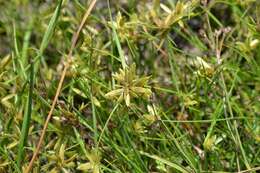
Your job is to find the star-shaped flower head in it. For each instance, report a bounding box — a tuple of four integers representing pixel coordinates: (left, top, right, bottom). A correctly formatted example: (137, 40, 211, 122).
(105, 64, 152, 106)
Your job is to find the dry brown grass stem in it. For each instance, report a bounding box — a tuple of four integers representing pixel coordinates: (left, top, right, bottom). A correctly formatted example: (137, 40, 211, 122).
(24, 1, 97, 172)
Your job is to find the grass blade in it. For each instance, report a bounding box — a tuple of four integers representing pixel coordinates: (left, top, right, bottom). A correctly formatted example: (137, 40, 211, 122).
(140, 151, 190, 173)
(17, 61, 34, 168)
(34, 0, 63, 71)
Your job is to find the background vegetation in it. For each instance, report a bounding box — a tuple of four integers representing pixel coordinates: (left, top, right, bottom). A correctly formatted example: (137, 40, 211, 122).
(0, 0, 259, 172)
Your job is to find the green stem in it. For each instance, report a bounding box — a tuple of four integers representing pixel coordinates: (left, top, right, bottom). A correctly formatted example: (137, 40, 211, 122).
(17, 61, 34, 168)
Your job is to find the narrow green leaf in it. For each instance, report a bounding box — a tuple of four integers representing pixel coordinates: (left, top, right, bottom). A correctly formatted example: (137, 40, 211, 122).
(17, 61, 34, 168)
(140, 151, 190, 173)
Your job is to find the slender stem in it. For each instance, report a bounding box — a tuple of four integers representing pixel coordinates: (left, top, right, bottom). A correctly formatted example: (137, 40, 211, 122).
(17, 61, 34, 168)
(25, 1, 97, 172)
(97, 103, 119, 147)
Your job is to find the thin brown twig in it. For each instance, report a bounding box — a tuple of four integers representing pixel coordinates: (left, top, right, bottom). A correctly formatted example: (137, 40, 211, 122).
(25, 0, 97, 172)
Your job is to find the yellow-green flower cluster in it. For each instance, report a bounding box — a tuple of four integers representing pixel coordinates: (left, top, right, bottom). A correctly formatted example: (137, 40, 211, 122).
(105, 64, 152, 107)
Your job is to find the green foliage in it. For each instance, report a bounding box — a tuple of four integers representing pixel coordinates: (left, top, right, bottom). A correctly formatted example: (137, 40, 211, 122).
(0, 0, 260, 172)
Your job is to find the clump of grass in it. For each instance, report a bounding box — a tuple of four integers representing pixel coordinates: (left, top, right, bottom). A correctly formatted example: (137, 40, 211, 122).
(0, 0, 260, 172)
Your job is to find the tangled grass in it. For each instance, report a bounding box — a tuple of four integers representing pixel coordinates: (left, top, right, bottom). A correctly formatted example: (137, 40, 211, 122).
(0, 0, 260, 172)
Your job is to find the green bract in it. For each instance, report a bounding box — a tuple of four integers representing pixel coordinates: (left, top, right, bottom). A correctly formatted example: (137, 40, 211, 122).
(105, 64, 152, 106)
